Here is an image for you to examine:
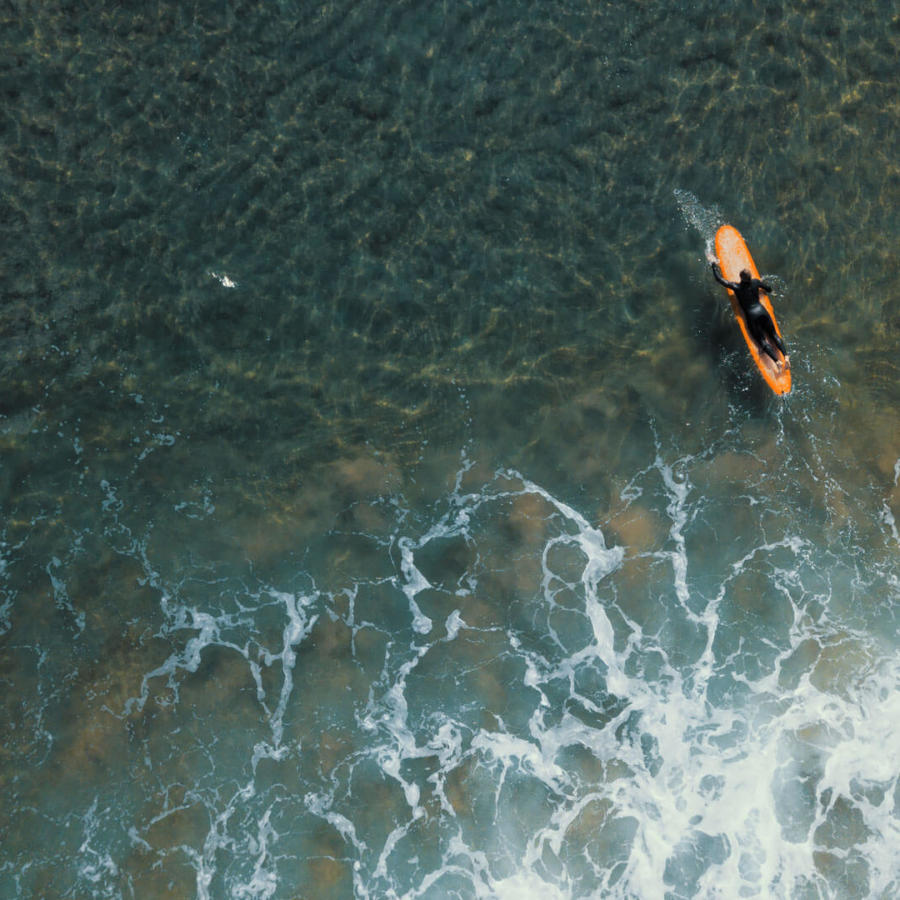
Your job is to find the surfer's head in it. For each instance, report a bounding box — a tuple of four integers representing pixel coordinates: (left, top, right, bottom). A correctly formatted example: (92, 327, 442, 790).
(739, 269, 752, 283)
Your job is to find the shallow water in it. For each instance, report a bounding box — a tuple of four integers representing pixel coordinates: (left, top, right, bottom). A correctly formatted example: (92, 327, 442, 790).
(1, 1, 898, 898)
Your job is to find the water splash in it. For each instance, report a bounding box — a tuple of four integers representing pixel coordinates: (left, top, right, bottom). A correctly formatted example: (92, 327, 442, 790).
(674, 188, 726, 263)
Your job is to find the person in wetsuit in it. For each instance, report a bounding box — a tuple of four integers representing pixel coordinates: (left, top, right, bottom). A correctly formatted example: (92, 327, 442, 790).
(711, 263, 788, 368)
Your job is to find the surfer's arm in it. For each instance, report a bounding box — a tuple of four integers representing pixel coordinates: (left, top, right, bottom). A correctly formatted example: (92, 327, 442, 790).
(710, 262, 736, 290)
(757, 280, 773, 294)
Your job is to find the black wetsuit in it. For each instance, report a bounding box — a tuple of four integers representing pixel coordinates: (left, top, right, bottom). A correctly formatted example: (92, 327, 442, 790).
(711, 263, 787, 364)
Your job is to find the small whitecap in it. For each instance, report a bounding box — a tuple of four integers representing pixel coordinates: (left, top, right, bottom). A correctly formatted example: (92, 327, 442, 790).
(209, 270, 239, 288)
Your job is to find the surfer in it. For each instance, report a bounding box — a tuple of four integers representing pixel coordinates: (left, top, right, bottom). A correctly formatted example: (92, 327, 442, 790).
(710, 263, 789, 369)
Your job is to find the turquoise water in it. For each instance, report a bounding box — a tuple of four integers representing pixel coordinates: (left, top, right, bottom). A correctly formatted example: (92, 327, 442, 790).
(1, 1, 898, 898)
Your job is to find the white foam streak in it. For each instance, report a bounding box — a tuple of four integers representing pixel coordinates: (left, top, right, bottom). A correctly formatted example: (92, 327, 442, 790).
(231, 807, 279, 900)
(305, 792, 368, 854)
(654, 454, 695, 615)
(191, 782, 256, 900)
(76, 797, 119, 889)
(396, 536, 433, 634)
(470, 730, 568, 795)
(881, 495, 899, 547)
(125, 589, 316, 762)
(259, 590, 318, 751)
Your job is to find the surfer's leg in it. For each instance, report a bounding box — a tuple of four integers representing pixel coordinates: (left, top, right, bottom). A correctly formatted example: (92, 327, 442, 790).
(759, 315, 788, 363)
(747, 306, 781, 362)
(746, 313, 767, 349)
(767, 325, 787, 358)
(759, 337, 781, 364)
(748, 313, 782, 364)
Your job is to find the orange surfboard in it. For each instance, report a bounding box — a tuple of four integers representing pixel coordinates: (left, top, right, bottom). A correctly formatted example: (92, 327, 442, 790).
(714, 224, 791, 396)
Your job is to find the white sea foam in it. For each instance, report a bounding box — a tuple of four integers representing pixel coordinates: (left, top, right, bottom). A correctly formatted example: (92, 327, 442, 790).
(105, 453, 897, 899)
(346, 462, 896, 898)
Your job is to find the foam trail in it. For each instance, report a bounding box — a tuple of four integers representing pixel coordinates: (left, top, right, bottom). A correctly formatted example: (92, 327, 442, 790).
(652, 454, 695, 615)
(256, 590, 319, 752)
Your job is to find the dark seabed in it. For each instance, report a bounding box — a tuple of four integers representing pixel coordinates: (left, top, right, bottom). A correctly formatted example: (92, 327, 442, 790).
(1, 1, 898, 898)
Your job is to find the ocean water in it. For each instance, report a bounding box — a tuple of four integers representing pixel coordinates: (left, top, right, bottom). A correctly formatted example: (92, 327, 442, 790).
(1, 1, 898, 898)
